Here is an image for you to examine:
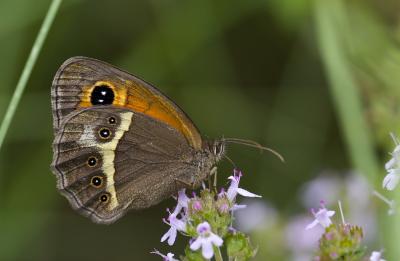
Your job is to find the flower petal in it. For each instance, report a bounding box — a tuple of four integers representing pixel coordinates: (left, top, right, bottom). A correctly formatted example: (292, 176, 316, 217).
(167, 228, 177, 246)
(305, 220, 319, 230)
(166, 253, 178, 261)
(327, 210, 335, 217)
(231, 204, 247, 211)
(210, 234, 223, 247)
(201, 240, 215, 259)
(385, 158, 396, 170)
(383, 171, 400, 190)
(237, 188, 262, 198)
(190, 237, 202, 251)
(161, 228, 172, 242)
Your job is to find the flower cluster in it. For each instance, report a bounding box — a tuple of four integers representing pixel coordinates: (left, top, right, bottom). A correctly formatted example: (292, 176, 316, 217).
(305, 201, 386, 261)
(373, 133, 399, 215)
(153, 169, 260, 261)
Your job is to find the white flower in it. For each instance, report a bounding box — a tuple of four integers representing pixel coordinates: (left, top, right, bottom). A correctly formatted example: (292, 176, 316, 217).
(151, 250, 179, 261)
(161, 213, 187, 246)
(370, 251, 386, 261)
(383, 135, 400, 190)
(172, 189, 190, 215)
(305, 201, 335, 230)
(385, 139, 400, 170)
(190, 222, 223, 259)
(226, 170, 261, 202)
(383, 169, 400, 191)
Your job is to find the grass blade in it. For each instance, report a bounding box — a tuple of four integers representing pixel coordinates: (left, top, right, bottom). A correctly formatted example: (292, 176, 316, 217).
(0, 0, 63, 151)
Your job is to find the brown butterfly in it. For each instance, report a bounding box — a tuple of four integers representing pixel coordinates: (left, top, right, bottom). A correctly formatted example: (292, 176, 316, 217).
(51, 57, 276, 224)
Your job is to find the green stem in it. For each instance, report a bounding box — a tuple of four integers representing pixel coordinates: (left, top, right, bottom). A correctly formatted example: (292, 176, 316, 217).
(0, 0, 63, 151)
(214, 247, 223, 261)
(314, 0, 380, 183)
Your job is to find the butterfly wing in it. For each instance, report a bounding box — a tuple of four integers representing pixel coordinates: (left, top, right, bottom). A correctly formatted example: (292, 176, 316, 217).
(51, 56, 202, 150)
(51, 106, 202, 224)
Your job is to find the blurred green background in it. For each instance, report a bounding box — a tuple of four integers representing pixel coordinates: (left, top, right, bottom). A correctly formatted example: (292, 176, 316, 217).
(1, 0, 400, 260)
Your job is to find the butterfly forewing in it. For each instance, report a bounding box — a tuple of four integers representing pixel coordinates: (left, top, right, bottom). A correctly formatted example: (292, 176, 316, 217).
(51, 56, 202, 149)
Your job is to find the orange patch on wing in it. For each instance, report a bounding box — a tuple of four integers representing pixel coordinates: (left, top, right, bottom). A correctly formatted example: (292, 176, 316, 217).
(79, 81, 128, 107)
(78, 80, 202, 150)
(125, 85, 201, 149)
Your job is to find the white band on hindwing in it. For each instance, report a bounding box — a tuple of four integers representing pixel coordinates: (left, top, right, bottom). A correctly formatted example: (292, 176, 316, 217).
(79, 112, 133, 210)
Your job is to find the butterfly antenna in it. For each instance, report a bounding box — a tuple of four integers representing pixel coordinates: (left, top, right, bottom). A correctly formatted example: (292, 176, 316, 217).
(223, 137, 284, 162)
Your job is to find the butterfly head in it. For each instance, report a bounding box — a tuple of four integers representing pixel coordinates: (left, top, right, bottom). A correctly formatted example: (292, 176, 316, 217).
(203, 139, 225, 163)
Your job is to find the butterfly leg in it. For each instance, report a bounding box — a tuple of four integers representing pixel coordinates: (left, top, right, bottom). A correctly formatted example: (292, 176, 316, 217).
(209, 166, 218, 192)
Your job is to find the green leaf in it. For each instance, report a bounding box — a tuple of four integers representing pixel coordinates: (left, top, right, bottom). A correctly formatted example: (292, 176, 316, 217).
(226, 232, 255, 261)
(183, 246, 206, 261)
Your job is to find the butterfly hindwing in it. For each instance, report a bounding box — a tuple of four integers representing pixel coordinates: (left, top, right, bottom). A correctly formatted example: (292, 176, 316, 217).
(51, 106, 202, 224)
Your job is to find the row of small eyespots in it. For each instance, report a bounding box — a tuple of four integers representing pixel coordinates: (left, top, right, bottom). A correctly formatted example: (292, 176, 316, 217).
(86, 156, 109, 203)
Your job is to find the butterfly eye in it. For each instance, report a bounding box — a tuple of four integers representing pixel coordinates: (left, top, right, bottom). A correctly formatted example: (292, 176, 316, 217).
(91, 85, 114, 105)
(99, 194, 109, 203)
(108, 117, 116, 124)
(98, 128, 111, 139)
(87, 156, 98, 167)
(91, 176, 103, 188)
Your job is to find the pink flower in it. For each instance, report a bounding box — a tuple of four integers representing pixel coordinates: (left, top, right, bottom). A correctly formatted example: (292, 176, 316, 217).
(192, 200, 202, 211)
(190, 222, 223, 259)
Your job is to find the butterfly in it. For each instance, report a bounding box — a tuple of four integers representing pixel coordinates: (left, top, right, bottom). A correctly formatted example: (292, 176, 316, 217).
(50, 56, 227, 224)
(50, 57, 277, 224)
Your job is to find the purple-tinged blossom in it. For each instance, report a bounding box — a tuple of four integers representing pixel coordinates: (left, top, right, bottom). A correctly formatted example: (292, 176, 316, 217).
(192, 200, 202, 211)
(190, 222, 223, 259)
(330, 252, 338, 259)
(306, 201, 335, 230)
(161, 213, 187, 246)
(172, 189, 190, 215)
(218, 202, 230, 213)
(218, 188, 225, 198)
(226, 170, 261, 201)
(151, 250, 179, 261)
(231, 204, 247, 212)
(157, 169, 258, 260)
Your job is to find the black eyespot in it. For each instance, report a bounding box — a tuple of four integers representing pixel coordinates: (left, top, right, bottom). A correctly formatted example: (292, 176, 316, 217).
(91, 176, 103, 187)
(91, 85, 115, 105)
(87, 156, 97, 167)
(99, 128, 111, 139)
(108, 117, 116, 124)
(100, 194, 109, 202)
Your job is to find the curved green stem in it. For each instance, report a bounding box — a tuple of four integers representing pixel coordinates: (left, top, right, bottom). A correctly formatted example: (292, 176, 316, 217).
(0, 0, 63, 151)
(215, 247, 223, 261)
